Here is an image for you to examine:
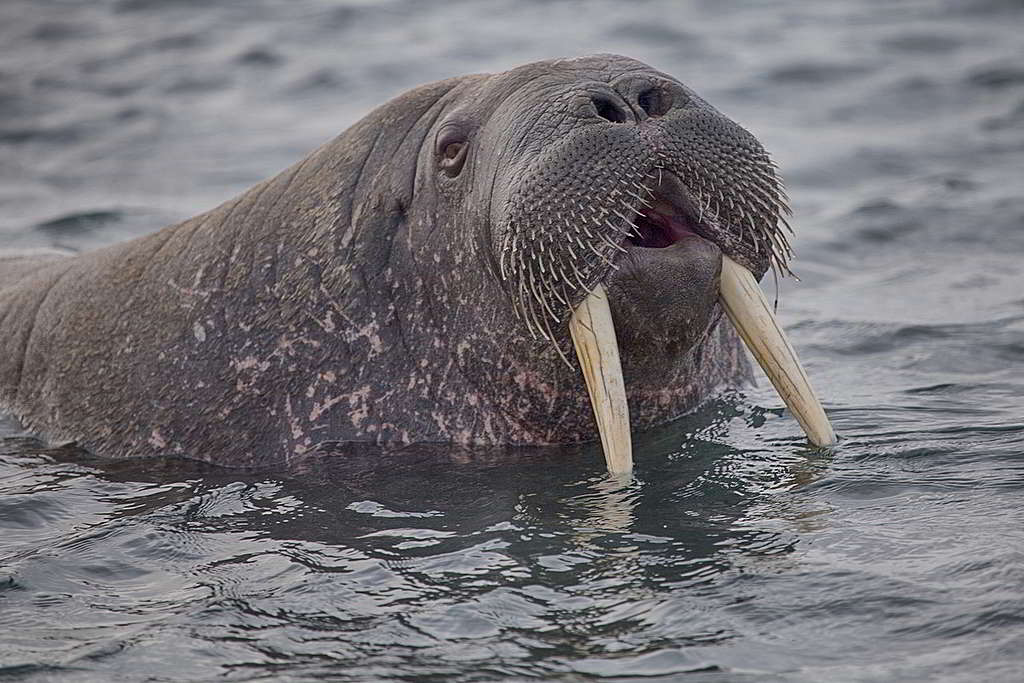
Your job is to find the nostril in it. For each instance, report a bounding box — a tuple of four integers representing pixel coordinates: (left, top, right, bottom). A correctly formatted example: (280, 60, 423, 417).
(637, 87, 671, 117)
(592, 96, 630, 123)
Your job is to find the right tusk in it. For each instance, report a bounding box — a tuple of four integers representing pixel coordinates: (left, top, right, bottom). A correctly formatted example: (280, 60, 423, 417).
(569, 284, 634, 474)
(719, 256, 836, 448)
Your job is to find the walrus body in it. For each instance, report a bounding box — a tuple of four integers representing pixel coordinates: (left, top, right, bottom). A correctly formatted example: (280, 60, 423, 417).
(0, 55, 791, 465)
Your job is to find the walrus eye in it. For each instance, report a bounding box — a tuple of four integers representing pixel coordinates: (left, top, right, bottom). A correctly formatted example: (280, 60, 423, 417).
(443, 142, 463, 160)
(436, 125, 469, 177)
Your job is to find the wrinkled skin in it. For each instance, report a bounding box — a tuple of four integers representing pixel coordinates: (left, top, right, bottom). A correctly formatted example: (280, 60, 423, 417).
(0, 55, 789, 465)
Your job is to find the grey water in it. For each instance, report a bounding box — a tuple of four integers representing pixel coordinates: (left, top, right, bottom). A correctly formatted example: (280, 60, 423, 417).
(2, 0, 1023, 680)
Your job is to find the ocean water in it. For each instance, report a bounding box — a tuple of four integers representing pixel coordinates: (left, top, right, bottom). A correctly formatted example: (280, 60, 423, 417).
(2, 0, 1024, 680)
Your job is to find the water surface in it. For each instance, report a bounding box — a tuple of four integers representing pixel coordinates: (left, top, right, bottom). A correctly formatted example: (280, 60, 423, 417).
(2, 0, 1023, 680)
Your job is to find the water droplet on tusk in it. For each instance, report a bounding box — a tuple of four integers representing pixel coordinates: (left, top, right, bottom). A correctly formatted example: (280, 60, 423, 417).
(569, 284, 634, 473)
(719, 255, 836, 447)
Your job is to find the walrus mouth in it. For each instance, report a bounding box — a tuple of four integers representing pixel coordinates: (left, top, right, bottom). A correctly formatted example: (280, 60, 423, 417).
(569, 189, 835, 473)
(628, 199, 699, 248)
(627, 175, 703, 249)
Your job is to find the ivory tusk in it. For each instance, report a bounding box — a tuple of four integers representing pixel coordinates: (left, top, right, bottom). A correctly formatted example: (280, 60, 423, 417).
(569, 284, 634, 473)
(719, 256, 836, 447)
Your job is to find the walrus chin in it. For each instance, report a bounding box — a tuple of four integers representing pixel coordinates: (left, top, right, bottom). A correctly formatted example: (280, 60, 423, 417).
(568, 174, 836, 473)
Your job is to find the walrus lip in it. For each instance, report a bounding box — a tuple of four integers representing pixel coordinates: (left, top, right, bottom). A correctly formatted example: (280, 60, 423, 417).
(570, 189, 836, 473)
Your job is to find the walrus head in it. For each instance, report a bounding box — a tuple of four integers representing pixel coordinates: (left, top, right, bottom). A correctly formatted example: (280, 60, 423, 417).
(407, 54, 830, 464)
(485, 57, 787, 361)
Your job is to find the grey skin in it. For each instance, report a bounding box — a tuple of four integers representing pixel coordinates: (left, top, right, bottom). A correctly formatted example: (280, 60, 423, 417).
(0, 55, 792, 465)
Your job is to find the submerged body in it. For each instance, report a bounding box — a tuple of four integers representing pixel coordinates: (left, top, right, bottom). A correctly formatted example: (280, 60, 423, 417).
(0, 55, 795, 465)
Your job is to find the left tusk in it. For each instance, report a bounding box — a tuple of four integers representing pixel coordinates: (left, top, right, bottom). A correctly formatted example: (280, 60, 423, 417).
(569, 284, 633, 474)
(719, 255, 836, 448)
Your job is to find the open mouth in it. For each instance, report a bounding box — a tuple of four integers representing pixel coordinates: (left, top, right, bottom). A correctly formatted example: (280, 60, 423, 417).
(568, 179, 836, 474)
(629, 198, 700, 248)
(627, 172, 706, 249)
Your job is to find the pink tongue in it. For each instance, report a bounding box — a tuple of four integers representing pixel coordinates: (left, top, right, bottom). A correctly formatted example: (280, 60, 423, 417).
(663, 213, 698, 241)
(647, 200, 698, 243)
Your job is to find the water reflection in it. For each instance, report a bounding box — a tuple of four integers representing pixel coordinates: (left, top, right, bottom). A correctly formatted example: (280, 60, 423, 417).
(0, 401, 838, 679)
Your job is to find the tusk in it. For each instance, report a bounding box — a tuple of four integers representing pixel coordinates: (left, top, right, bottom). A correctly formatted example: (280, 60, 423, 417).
(719, 255, 836, 447)
(569, 284, 633, 473)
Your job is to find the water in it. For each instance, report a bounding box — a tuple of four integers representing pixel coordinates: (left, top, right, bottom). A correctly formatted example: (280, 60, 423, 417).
(2, 0, 1024, 680)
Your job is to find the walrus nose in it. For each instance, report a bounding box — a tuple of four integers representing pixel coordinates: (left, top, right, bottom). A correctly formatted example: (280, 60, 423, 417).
(590, 94, 633, 123)
(590, 79, 675, 123)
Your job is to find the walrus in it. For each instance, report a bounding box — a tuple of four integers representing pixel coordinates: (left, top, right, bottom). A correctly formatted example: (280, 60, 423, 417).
(0, 54, 833, 469)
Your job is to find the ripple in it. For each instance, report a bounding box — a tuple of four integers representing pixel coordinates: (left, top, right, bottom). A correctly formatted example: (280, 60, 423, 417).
(966, 61, 1024, 90)
(571, 649, 719, 677)
(880, 32, 964, 54)
(34, 210, 124, 235)
(766, 60, 874, 85)
(0, 495, 72, 530)
(235, 45, 285, 68)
